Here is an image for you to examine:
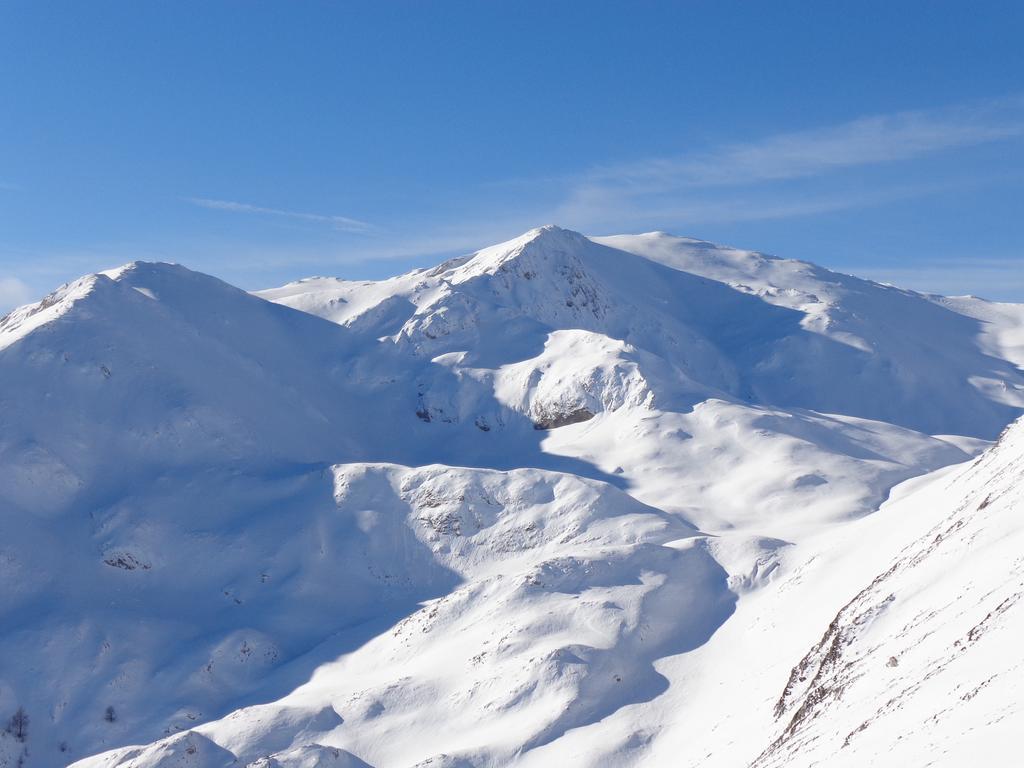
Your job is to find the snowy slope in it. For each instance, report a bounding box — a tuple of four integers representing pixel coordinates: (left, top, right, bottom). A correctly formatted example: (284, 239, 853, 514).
(753, 418, 1024, 766)
(55, 422, 1024, 768)
(0, 262, 366, 501)
(629, 416, 1024, 768)
(1, 227, 1022, 767)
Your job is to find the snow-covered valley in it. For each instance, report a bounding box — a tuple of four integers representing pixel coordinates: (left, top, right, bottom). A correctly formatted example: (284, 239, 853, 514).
(1, 226, 1022, 767)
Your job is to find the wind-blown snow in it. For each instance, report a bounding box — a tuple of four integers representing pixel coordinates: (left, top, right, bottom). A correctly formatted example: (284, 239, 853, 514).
(0, 226, 1021, 767)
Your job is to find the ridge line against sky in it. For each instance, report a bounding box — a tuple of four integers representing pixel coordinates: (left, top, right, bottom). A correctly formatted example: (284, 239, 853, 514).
(2, 1, 1023, 306)
(175, 93, 1024, 257)
(3, 91, 1024, 307)
(164, 93, 1024, 302)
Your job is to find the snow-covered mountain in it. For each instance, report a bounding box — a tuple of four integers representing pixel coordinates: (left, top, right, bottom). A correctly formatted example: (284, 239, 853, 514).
(0, 226, 1021, 767)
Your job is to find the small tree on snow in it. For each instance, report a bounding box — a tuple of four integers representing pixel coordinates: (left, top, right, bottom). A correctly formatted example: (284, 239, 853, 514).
(9, 707, 28, 742)
(104, 706, 117, 723)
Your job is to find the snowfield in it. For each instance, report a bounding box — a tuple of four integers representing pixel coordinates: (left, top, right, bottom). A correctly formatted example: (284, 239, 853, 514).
(0, 226, 1021, 767)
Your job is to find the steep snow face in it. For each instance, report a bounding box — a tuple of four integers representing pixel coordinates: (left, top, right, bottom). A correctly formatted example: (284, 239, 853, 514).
(492, 331, 658, 429)
(2, 226, 1024, 768)
(750, 418, 1024, 767)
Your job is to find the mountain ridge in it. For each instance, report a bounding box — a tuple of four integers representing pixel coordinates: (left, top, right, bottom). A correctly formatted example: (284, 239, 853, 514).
(0, 226, 1021, 767)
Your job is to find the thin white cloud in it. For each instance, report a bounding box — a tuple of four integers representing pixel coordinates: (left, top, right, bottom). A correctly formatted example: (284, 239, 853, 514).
(175, 95, 1024, 268)
(553, 95, 1024, 229)
(10, 95, 1021, 300)
(0, 276, 32, 313)
(555, 182, 957, 234)
(583, 95, 1024, 190)
(187, 197, 374, 233)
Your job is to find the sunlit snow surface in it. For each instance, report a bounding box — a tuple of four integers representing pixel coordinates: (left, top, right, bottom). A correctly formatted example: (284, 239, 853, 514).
(0, 227, 1022, 767)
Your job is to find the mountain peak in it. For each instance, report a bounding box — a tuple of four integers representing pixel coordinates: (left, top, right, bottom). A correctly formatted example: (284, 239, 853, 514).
(524, 223, 577, 238)
(520, 223, 590, 247)
(486, 223, 588, 255)
(454, 224, 592, 280)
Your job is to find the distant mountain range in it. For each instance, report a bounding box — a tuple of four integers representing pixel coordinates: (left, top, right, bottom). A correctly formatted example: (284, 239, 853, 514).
(1, 226, 1021, 767)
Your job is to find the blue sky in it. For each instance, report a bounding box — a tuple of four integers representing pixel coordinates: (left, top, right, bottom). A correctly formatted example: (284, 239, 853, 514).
(2, 1, 1023, 310)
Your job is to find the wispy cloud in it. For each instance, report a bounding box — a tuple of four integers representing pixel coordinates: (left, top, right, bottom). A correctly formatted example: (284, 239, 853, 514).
(186, 197, 375, 233)
(584, 96, 1024, 190)
(307, 96, 1024, 281)
(558, 182, 958, 235)
(12, 95, 1021, 301)
(554, 94, 1024, 228)
(177, 95, 1024, 268)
